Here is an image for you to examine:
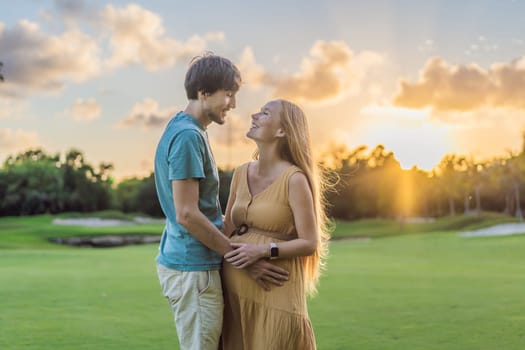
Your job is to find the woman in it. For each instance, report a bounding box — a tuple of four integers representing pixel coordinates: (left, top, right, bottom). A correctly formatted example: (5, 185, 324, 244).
(221, 99, 331, 350)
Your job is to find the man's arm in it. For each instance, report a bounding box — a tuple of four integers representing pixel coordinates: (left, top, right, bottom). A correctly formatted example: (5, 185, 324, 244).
(173, 176, 289, 289)
(221, 174, 237, 238)
(172, 179, 231, 256)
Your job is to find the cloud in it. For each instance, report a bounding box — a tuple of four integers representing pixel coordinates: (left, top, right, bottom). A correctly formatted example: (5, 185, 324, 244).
(512, 38, 524, 46)
(0, 128, 41, 156)
(0, 20, 101, 98)
(99, 4, 224, 70)
(66, 98, 101, 121)
(393, 56, 525, 112)
(272, 41, 351, 102)
(238, 40, 384, 104)
(119, 98, 176, 128)
(0, 99, 30, 119)
(237, 47, 267, 88)
(52, 0, 98, 24)
(464, 36, 499, 56)
(119, 97, 251, 154)
(0, 3, 224, 98)
(417, 39, 435, 53)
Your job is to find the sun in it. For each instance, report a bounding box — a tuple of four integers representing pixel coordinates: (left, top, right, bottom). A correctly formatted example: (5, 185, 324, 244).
(361, 105, 453, 171)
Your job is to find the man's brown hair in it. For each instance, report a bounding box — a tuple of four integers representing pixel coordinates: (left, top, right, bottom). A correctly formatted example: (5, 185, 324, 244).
(184, 54, 242, 99)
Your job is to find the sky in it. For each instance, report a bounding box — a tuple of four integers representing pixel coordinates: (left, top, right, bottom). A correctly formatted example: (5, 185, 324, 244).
(1, 0, 525, 180)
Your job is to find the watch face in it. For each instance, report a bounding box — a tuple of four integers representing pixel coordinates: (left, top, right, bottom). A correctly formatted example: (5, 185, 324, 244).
(270, 245, 279, 257)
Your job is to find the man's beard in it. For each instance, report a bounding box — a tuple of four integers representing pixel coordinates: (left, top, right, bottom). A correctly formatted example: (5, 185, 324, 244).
(207, 110, 225, 125)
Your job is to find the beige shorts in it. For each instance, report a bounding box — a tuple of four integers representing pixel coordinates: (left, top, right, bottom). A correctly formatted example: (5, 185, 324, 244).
(157, 264, 223, 350)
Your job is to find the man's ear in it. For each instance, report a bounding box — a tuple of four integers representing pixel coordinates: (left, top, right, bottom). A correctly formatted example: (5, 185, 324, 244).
(198, 91, 208, 101)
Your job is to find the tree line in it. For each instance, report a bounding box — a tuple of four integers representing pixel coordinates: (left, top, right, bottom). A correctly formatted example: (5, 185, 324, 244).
(0, 149, 114, 216)
(1, 140, 524, 220)
(0, 148, 231, 218)
(320, 138, 525, 220)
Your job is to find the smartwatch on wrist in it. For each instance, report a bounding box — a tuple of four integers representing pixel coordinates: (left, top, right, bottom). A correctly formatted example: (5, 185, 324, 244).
(269, 242, 279, 259)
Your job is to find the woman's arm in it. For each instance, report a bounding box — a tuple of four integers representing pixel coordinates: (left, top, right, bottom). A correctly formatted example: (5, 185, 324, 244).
(225, 172, 318, 268)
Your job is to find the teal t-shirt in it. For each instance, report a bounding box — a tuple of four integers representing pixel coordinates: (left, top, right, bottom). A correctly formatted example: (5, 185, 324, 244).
(154, 112, 222, 271)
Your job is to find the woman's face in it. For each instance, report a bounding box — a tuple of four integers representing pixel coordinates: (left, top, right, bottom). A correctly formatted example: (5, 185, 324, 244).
(247, 100, 284, 141)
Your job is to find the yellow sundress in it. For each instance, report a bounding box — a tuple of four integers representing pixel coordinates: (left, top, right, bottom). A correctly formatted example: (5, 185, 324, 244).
(221, 162, 316, 350)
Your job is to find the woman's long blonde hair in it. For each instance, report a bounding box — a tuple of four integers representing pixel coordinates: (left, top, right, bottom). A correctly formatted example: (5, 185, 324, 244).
(275, 99, 332, 295)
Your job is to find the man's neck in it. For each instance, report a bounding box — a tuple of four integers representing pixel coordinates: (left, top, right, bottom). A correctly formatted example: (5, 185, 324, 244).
(184, 100, 210, 128)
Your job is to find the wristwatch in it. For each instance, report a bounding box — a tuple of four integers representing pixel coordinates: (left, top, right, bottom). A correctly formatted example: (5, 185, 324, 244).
(269, 242, 279, 259)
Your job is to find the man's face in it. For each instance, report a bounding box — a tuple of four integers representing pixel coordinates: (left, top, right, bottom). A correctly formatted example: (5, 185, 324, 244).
(203, 89, 237, 125)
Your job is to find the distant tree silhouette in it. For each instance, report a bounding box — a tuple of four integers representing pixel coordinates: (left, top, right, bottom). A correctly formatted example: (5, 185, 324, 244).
(2, 140, 525, 218)
(0, 148, 115, 215)
(0, 61, 4, 81)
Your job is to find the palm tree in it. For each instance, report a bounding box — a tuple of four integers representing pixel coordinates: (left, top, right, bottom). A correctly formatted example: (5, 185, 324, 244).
(437, 154, 465, 216)
(465, 159, 486, 215)
(500, 155, 524, 220)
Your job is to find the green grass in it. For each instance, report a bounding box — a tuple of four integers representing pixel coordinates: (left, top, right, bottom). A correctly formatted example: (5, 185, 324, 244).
(0, 246, 176, 350)
(1, 213, 525, 349)
(311, 233, 525, 349)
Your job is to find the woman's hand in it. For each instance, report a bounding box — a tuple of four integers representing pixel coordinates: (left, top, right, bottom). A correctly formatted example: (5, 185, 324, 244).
(224, 243, 266, 268)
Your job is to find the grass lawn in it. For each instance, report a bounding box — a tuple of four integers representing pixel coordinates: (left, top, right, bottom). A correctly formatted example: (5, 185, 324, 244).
(312, 233, 525, 349)
(1, 213, 525, 349)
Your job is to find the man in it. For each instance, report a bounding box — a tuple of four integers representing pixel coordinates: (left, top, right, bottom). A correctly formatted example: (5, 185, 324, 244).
(154, 54, 289, 350)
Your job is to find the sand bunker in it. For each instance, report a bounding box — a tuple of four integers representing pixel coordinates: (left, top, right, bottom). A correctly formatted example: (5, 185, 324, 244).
(459, 223, 525, 237)
(52, 217, 164, 227)
(50, 234, 161, 247)
(51, 217, 164, 247)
